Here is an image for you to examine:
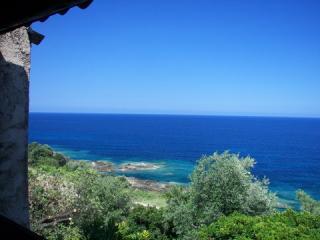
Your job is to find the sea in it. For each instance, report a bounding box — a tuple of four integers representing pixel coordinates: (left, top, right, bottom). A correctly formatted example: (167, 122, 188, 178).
(29, 113, 320, 207)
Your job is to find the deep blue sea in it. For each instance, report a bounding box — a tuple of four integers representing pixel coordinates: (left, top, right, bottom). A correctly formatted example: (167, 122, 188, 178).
(29, 113, 320, 207)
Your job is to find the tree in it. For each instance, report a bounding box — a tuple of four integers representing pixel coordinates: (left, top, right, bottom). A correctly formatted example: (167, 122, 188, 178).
(73, 171, 131, 240)
(29, 166, 82, 237)
(28, 145, 132, 240)
(117, 206, 175, 240)
(199, 210, 320, 240)
(297, 190, 320, 215)
(28, 142, 68, 167)
(166, 152, 277, 239)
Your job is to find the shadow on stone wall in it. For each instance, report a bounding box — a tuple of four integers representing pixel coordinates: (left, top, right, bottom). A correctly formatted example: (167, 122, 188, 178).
(0, 51, 30, 227)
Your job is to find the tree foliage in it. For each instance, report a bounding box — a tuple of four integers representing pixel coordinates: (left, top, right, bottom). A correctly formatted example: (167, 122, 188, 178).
(74, 170, 131, 240)
(29, 166, 79, 233)
(199, 210, 320, 240)
(28, 142, 68, 167)
(28, 144, 320, 240)
(297, 190, 320, 215)
(165, 152, 277, 239)
(28, 143, 131, 240)
(117, 206, 175, 240)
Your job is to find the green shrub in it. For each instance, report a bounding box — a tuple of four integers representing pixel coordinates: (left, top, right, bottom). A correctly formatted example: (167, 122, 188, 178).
(117, 206, 175, 240)
(117, 221, 151, 240)
(29, 163, 131, 240)
(297, 190, 320, 215)
(29, 166, 79, 233)
(28, 142, 68, 167)
(165, 152, 277, 239)
(74, 170, 131, 240)
(54, 152, 68, 166)
(65, 160, 92, 171)
(199, 210, 320, 240)
(29, 142, 54, 164)
(41, 225, 86, 240)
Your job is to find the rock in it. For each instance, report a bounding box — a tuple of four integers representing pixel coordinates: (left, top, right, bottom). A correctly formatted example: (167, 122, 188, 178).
(118, 162, 162, 171)
(92, 161, 114, 172)
(125, 177, 171, 192)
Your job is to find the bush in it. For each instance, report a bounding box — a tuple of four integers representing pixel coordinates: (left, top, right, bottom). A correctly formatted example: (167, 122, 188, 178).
(199, 210, 320, 240)
(29, 166, 79, 233)
(28, 142, 68, 167)
(29, 163, 132, 240)
(117, 221, 151, 240)
(65, 160, 92, 171)
(74, 170, 131, 240)
(165, 152, 276, 239)
(29, 142, 54, 164)
(297, 190, 320, 215)
(54, 152, 68, 166)
(117, 206, 175, 240)
(41, 225, 86, 240)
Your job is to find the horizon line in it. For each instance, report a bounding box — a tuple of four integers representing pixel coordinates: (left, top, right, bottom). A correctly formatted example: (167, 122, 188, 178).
(29, 111, 320, 120)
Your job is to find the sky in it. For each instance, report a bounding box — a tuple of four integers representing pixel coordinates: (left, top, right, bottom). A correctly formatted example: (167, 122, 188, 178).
(30, 0, 320, 117)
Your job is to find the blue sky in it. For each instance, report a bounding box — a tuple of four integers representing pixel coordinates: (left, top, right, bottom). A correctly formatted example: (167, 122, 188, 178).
(30, 0, 320, 117)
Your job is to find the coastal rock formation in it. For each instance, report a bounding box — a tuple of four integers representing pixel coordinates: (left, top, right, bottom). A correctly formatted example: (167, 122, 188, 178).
(79, 160, 163, 173)
(125, 177, 171, 192)
(79, 160, 170, 192)
(91, 161, 114, 172)
(118, 162, 162, 171)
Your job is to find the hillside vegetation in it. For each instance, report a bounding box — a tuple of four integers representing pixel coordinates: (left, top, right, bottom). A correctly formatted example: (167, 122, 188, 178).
(28, 143, 320, 240)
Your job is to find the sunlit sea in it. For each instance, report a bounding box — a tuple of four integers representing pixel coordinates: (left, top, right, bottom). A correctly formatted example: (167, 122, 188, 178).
(29, 113, 320, 207)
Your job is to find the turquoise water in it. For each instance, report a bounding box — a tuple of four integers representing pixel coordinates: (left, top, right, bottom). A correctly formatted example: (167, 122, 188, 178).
(29, 113, 320, 207)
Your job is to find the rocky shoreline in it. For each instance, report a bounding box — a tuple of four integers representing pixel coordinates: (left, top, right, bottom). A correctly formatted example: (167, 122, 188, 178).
(80, 160, 172, 192)
(90, 160, 163, 172)
(125, 177, 171, 192)
(118, 162, 162, 171)
(91, 161, 114, 172)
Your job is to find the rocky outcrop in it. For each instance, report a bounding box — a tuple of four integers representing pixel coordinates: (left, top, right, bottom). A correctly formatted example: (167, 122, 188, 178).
(79, 160, 170, 192)
(118, 162, 162, 171)
(91, 161, 114, 172)
(86, 160, 162, 173)
(125, 177, 171, 192)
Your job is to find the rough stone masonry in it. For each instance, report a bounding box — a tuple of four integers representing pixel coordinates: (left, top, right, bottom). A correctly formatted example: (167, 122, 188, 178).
(0, 27, 30, 227)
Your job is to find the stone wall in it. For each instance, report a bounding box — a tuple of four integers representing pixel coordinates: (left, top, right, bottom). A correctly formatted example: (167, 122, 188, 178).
(0, 27, 30, 227)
